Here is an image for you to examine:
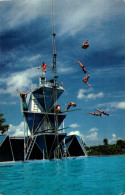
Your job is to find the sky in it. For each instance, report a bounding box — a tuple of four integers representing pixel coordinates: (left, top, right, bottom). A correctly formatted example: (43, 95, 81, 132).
(0, 0, 125, 146)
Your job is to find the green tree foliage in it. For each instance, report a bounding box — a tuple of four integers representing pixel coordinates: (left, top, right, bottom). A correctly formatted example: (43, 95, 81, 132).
(103, 138, 108, 146)
(116, 139, 125, 149)
(0, 113, 9, 134)
(85, 138, 125, 156)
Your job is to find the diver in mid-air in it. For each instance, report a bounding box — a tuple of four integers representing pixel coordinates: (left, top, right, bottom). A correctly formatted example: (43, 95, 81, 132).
(95, 109, 109, 116)
(83, 75, 91, 87)
(66, 102, 76, 111)
(87, 112, 102, 117)
(77, 60, 89, 74)
(82, 40, 89, 49)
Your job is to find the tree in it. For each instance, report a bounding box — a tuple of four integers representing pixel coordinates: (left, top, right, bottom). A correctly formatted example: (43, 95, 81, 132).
(103, 138, 108, 146)
(0, 113, 9, 134)
(116, 139, 125, 149)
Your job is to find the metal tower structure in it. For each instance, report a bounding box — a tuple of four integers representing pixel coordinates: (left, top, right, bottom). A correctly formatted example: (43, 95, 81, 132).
(0, 1, 87, 163)
(20, 0, 67, 160)
(16, 0, 86, 161)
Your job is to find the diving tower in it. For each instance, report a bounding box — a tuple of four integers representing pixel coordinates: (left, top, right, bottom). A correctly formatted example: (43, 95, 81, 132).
(0, 0, 86, 162)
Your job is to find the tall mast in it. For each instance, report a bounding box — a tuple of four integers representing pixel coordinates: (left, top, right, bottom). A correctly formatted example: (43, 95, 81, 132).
(51, 0, 59, 158)
(51, 0, 57, 111)
(51, 0, 57, 77)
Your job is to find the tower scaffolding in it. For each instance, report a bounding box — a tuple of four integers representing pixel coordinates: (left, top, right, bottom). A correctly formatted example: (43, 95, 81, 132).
(0, 1, 87, 163)
(17, 0, 86, 162)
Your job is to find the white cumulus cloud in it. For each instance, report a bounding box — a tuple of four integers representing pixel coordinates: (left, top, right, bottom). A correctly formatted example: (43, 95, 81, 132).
(77, 89, 104, 100)
(57, 67, 74, 74)
(86, 132, 98, 141)
(8, 122, 31, 137)
(100, 101, 125, 111)
(69, 123, 80, 128)
(109, 133, 121, 144)
(0, 68, 40, 96)
(68, 130, 84, 138)
(112, 102, 125, 109)
(89, 127, 98, 132)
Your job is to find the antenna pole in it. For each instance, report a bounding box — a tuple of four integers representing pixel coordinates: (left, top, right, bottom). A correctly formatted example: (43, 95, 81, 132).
(51, 0, 57, 76)
(51, 0, 60, 158)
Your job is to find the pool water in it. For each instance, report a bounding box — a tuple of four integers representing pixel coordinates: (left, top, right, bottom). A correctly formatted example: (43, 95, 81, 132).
(0, 155, 125, 195)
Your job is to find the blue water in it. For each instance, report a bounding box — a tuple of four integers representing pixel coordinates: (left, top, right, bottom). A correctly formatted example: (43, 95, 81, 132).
(0, 155, 125, 195)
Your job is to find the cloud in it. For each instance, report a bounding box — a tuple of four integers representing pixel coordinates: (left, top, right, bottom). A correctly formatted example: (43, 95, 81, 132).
(68, 129, 100, 146)
(87, 92, 104, 99)
(89, 127, 98, 132)
(21, 54, 41, 62)
(69, 123, 80, 128)
(77, 89, 87, 99)
(0, 68, 41, 96)
(111, 102, 125, 109)
(68, 130, 84, 138)
(109, 133, 121, 144)
(57, 67, 74, 74)
(68, 126, 99, 143)
(93, 66, 125, 78)
(8, 121, 31, 137)
(84, 127, 98, 142)
(86, 132, 98, 141)
(77, 89, 104, 100)
(0, 101, 16, 105)
(56, 0, 119, 36)
(97, 101, 125, 111)
(2, 0, 124, 42)
(1, 0, 50, 31)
